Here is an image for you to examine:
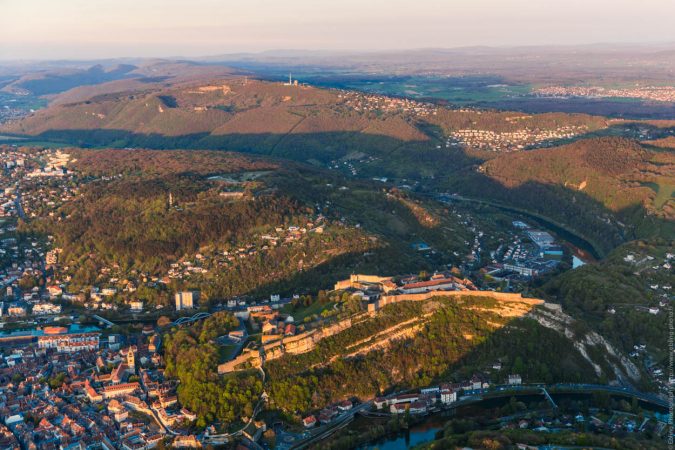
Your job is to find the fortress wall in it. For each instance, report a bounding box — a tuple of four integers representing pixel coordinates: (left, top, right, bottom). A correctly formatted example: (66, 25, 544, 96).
(368, 290, 545, 312)
(220, 318, 357, 373)
(217, 351, 260, 374)
(334, 280, 353, 290)
(352, 274, 391, 284)
(219, 291, 544, 374)
(334, 274, 392, 290)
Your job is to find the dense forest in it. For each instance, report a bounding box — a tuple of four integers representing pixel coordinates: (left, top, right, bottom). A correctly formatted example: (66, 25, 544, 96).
(163, 311, 262, 428)
(541, 239, 673, 366)
(23, 148, 507, 304)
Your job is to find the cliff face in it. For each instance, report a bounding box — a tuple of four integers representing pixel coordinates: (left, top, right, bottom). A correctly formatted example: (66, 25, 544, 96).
(528, 306, 641, 384)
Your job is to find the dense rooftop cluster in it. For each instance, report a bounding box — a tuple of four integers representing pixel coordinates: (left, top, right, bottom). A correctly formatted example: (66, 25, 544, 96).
(534, 85, 675, 102)
(337, 90, 438, 117)
(447, 125, 589, 152)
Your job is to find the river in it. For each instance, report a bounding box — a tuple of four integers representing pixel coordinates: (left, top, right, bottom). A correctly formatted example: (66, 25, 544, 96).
(437, 193, 602, 261)
(359, 418, 446, 450)
(359, 390, 668, 449)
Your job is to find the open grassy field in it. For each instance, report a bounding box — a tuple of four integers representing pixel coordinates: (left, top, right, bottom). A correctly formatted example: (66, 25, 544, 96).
(648, 182, 675, 209)
(281, 301, 336, 322)
(340, 76, 532, 104)
(218, 344, 240, 363)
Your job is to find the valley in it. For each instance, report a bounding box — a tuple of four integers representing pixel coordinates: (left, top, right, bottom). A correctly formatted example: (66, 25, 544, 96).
(0, 55, 672, 450)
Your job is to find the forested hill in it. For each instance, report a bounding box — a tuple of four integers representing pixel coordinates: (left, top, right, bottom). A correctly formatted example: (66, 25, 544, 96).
(480, 137, 673, 219)
(540, 239, 673, 391)
(5, 78, 672, 257)
(444, 137, 675, 255)
(21, 148, 480, 305)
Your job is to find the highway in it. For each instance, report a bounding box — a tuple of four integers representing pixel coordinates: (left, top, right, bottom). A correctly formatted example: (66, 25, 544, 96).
(464, 383, 668, 410)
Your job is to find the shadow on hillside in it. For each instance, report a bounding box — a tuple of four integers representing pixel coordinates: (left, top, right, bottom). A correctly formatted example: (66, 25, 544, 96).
(12, 127, 480, 180)
(239, 245, 436, 300)
(10, 127, 672, 260)
(442, 311, 600, 386)
(261, 295, 617, 415)
(437, 168, 675, 258)
(524, 122, 675, 150)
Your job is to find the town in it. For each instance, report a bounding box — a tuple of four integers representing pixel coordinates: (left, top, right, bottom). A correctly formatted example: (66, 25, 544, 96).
(483, 221, 565, 280)
(0, 145, 672, 449)
(533, 85, 675, 103)
(335, 90, 439, 119)
(447, 124, 590, 152)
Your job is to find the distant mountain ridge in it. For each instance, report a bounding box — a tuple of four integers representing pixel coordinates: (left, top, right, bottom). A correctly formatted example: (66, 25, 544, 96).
(0, 60, 242, 97)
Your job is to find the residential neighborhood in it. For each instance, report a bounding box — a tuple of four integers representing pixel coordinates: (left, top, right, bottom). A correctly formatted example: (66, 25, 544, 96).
(533, 85, 675, 103)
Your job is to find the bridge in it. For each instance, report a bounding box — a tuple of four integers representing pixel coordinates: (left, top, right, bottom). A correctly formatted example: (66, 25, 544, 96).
(91, 314, 115, 328)
(171, 312, 212, 326)
(550, 383, 668, 410)
(541, 386, 558, 409)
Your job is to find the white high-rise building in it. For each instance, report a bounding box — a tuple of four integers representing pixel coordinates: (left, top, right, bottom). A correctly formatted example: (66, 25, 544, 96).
(175, 291, 199, 311)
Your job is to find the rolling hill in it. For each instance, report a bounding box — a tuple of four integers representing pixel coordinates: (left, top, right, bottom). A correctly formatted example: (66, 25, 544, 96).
(1, 75, 619, 196)
(4, 77, 671, 257)
(22, 147, 485, 303)
(3, 78, 427, 141)
(479, 137, 675, 219)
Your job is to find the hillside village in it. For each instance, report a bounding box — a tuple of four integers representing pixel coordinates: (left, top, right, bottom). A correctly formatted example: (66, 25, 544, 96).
(0, 251, 556, 449)
(336, 90, 439, 118)
(0, 5, 673, 444)
(447, 124, 590, 152)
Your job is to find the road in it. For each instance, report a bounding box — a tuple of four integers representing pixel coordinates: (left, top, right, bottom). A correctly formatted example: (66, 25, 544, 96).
(203, 394, 267, 444)
(437, 192, 604, 259)
(465, 383, 667, 410)
(137, 368, 178, 436)
(14, 191, 25, 220)
(289, 401, 373, 449)
(285, 382, 669, 449)
(203, 361, 269, 445)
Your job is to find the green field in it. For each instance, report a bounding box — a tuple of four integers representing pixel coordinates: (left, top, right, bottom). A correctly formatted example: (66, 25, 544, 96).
(218, 344, 240, 363)
(642, 181, 675, 209)
(343, 76, 532, 104)
(281, 300, 336, 322)
(654, 183, 675, 209)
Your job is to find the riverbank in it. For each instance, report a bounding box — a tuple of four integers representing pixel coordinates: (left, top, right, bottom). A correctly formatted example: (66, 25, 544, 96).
(437, 193, 606, 260)
(319, 385, 669, 450)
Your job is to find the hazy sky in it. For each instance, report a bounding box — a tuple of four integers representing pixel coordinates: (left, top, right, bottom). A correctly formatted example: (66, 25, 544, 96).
(1, 0, 674, 59)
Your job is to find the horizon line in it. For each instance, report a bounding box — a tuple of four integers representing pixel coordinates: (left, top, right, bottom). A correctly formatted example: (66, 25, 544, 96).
(1, 40, 675, 64)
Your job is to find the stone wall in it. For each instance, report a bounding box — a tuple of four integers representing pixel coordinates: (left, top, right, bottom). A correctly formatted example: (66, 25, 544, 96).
(368, 290, 545, 312)
(218, 318, 353, 374)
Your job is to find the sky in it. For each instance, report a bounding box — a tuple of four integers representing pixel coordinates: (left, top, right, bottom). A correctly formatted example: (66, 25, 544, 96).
(1, 0, 675, 60)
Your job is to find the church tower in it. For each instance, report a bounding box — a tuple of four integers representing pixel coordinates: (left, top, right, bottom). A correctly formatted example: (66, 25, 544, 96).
(126, 346, 136, 372)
